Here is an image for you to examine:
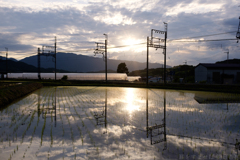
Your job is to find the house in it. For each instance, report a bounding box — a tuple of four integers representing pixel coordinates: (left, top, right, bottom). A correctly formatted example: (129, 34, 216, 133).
(195, 63, 240, 84)
(149, 77, 162, 83)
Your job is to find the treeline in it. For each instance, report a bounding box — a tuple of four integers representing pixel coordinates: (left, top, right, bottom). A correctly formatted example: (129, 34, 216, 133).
(128, 65, 195, 83)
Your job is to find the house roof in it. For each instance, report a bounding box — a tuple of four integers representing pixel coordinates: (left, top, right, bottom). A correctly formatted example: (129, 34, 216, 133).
(196, 63, 240, 69)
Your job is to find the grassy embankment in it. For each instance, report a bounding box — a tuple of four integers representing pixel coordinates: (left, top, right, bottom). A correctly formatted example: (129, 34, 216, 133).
(2, 79, 240, 94)
(0, 82, 43, 109)
(44, 80, 240, 94)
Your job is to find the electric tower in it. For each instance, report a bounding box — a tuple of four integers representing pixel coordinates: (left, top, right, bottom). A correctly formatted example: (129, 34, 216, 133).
(37, 37, 57, 80)
(146, 23, 167, 86)
(94, 34, 108, 83)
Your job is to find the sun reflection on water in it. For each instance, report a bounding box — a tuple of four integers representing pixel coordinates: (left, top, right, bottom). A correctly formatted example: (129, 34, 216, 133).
(124, 88, 140, 116)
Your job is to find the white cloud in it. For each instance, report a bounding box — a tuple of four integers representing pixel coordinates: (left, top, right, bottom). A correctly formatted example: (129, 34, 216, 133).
(93, 12, 136, 25)
(0, 0, 240, 66)
(166, 1, 225, 16)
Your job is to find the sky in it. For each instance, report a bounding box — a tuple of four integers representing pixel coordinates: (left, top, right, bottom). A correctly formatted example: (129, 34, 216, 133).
(0, 0, 239, 67)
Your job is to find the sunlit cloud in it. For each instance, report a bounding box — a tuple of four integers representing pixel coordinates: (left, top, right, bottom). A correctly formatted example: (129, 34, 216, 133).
(0, 0, 239, 66)
(93, 12, 136, 25)
(166, 1, 225, 16)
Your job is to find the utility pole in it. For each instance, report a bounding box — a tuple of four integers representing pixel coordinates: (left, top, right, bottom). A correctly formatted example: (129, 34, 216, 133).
(104, 34, 108, 83)
(147, 23, 167, 86)
(5, 47, 8, 79)
(38, 37, 57, 80)
(105, 88, 107, 129)
(224, 49, 229, 62)
(163, 22, 167, 85)
(183, 60, 187, 83)
(237, 15, 240, 43)
(184, 60, 187, 65)
(38, 48, 41, 80)
(55, 36, 57, 81)
(147, 37, 149, 86)
(94, 34, 108, 83)
(163, 91, 166, 142)
(146, 89, 148, 138)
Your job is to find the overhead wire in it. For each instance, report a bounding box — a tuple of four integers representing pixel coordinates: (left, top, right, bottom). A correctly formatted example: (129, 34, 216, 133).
(169, 31, 236, 41)
(5, 30, 239, 60)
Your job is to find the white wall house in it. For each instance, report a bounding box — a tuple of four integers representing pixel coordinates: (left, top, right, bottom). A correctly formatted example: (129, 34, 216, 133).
(195, 63, 240, 84)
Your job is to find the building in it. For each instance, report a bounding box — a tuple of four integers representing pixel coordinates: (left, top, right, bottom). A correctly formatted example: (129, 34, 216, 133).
(195, 63, 240, 84)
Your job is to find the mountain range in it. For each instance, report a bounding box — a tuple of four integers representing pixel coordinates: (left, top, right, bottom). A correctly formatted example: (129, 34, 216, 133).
(19, 52, 169, 72)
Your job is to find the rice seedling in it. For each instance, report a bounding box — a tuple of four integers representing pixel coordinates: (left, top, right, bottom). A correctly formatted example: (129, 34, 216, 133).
(1, 87, 240, 159)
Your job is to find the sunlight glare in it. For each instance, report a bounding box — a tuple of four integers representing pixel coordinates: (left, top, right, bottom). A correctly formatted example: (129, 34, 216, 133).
(124, 88, 140, 114)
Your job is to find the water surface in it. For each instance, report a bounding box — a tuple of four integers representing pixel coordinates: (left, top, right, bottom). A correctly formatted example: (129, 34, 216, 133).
(0, 86, 239, 159)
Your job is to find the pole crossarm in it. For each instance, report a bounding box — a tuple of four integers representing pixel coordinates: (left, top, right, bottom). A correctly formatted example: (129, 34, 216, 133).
(147, 121, 166, 145)
(148, 123, 165, 131)
(151, 29, 166, 34)
(148, 44, 166, 49)
(94, 34, 108, 83)
(37, 37, 57, 80)
(94, 42, 106, 56)
(44, 46, 55, 49)
(93, 111, 106, 125)
(41, 52, 56, 57)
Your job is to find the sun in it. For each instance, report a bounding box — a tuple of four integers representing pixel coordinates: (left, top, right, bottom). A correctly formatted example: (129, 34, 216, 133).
(122, 37, 143, 48)
(125, 38, 137, 46)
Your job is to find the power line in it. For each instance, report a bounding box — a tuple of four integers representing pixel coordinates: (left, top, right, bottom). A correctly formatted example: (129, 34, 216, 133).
(168, 38, 237, 43)
(169, 31, 236, 41)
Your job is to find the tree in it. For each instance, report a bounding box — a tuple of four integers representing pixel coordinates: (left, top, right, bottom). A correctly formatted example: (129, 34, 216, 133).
(61, 75, 68, 80)
(117, 62, 129, 75)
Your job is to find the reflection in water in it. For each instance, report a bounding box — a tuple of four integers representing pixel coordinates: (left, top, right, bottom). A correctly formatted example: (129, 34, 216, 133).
(146, 89, 167, 149)
(38, 87, 57, 127)
(1, 87, 240, 160)
(125, 88, 140, 115)
(194, 92, 240, 111)
(93, 88, 107, 133)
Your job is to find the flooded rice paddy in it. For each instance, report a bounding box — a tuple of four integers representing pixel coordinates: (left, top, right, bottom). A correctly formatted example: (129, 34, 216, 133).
(0, 86, 240, 160)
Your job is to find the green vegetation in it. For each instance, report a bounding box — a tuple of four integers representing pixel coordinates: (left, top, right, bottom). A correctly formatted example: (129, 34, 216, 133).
(117, 62, 129, 75)
(0, 82, 43, 109)
(61, 75, 68, 80)
(171, 65, 194, 83)
(128, 64, 195, 83)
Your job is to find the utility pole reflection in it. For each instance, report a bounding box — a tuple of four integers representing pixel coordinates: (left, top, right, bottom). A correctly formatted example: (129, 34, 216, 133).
(38, 89, 41, 117)
(94, 88, 107, 134)
(38, 88, 57, 127)
(146, 89, 167, 150)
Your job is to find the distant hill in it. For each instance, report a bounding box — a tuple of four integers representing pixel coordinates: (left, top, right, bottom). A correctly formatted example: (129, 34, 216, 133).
(0, 60, 69, 73)
(216, 59, 240, 64)
(0, 56, 17, 62)
(20, 53, 170, 72)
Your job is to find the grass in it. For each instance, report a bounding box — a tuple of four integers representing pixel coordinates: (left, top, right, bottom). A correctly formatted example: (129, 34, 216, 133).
(0, 82, 43, 109)
(2, 79, 240, 94)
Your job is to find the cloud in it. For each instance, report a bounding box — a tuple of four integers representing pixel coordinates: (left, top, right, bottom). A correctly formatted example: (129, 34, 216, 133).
(0, 0, 239, 66)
